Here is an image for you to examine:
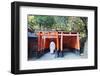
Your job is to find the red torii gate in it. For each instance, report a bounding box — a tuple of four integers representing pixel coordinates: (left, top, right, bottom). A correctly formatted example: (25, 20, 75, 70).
(36, 31, 80, 53)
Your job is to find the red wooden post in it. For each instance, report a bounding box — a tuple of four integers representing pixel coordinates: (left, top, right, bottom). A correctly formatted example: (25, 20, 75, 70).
(77, 33, 80, 50)
(56, 32, 59, 51)
(60, 32, 63, 51)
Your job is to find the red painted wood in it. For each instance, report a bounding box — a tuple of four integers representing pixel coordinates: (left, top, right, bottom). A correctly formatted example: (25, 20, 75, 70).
(36, 32, 80, 51)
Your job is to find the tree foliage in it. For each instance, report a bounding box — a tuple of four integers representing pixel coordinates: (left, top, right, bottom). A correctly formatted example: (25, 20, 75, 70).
(34, 15, 55, 30)
(28, 15, 88, 38)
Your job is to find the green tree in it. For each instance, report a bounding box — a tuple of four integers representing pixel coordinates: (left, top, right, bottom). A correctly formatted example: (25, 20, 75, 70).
(54, 16, 68, 31)
(28, 15, 36, 29)
(80, 17, 88, 36)
(34, 15, 55, 30)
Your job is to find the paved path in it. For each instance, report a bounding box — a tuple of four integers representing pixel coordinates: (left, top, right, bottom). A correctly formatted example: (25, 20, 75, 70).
(30, 40, 88, 61)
